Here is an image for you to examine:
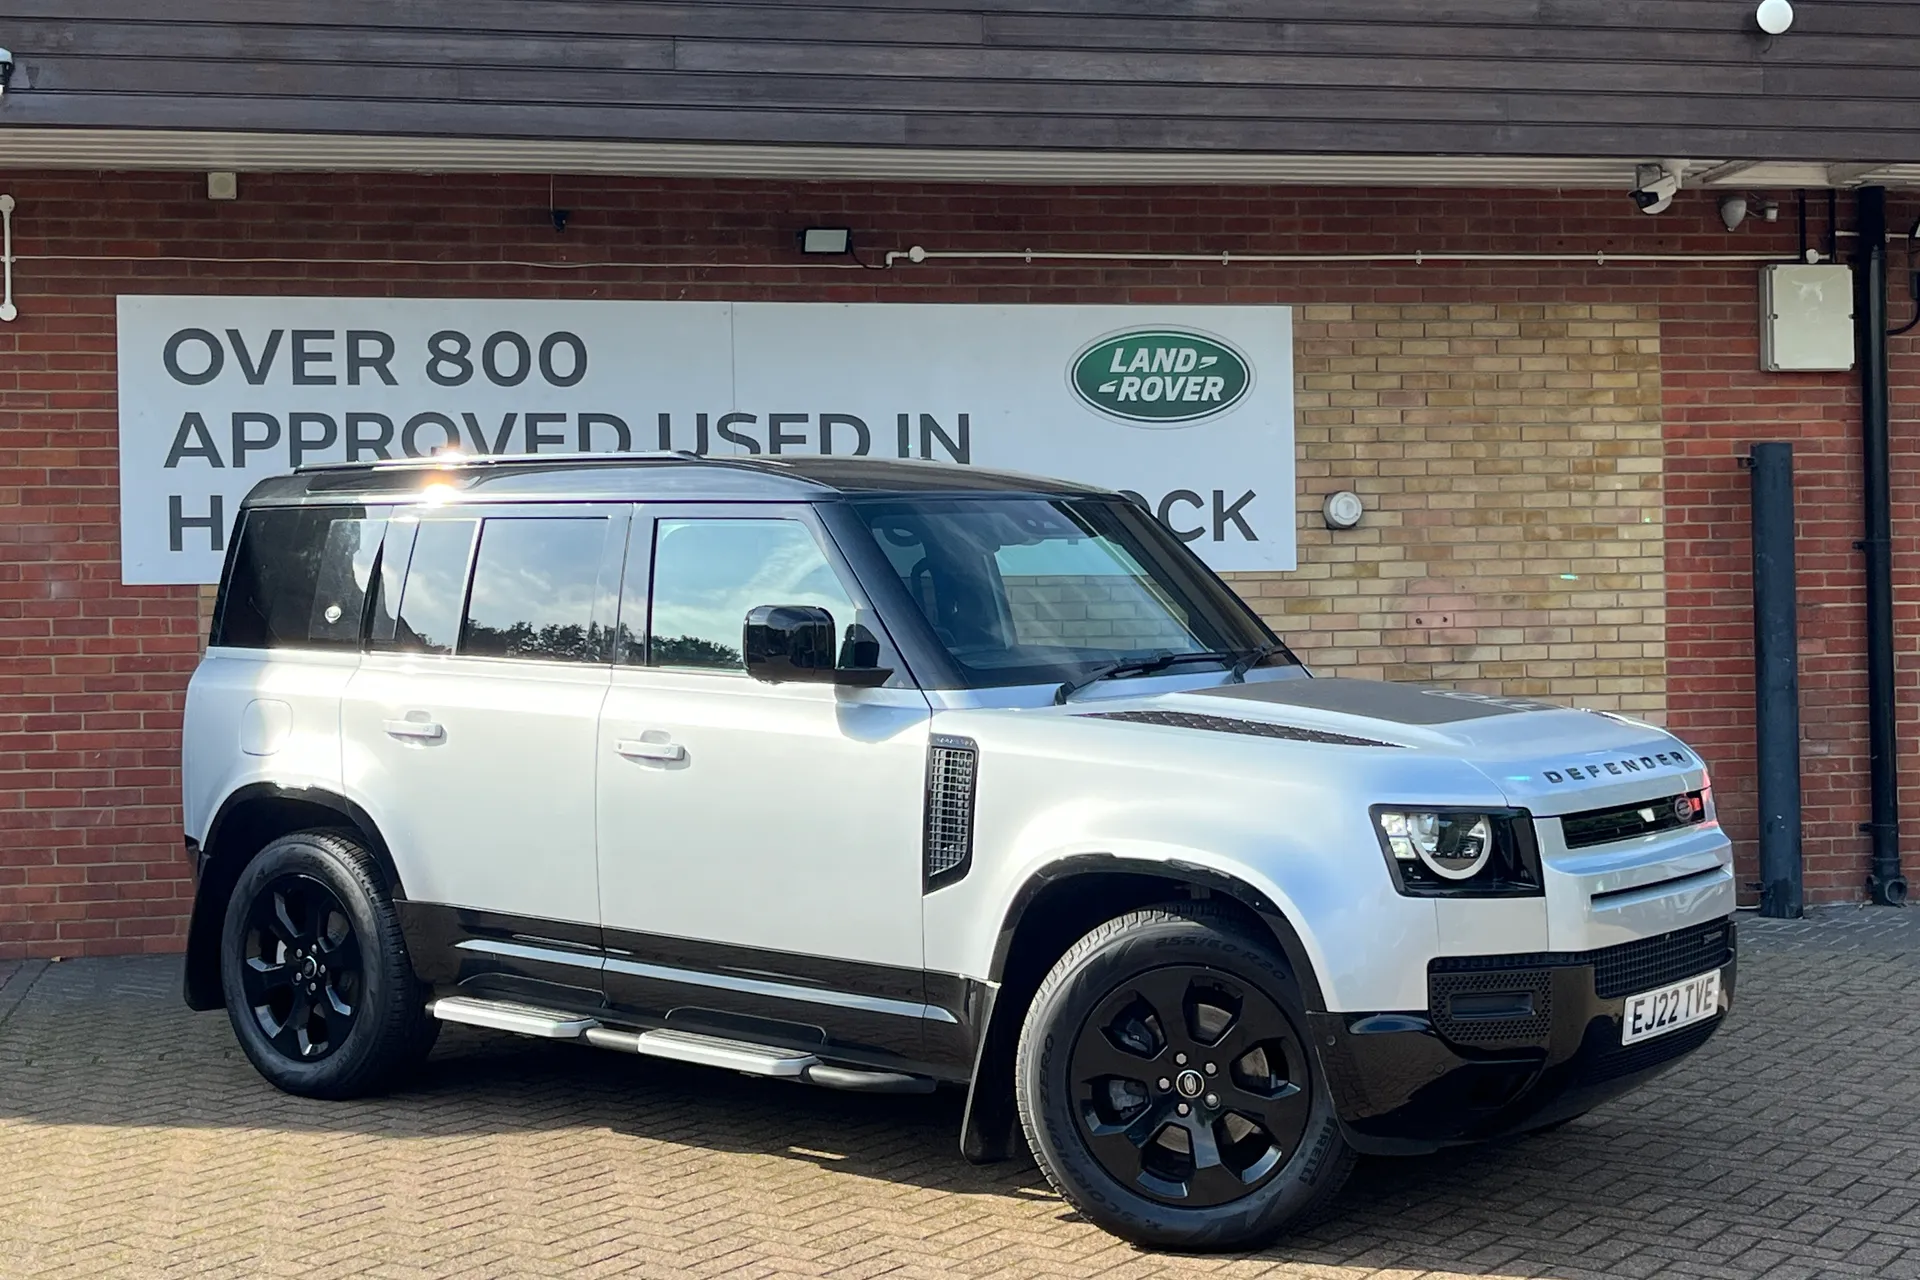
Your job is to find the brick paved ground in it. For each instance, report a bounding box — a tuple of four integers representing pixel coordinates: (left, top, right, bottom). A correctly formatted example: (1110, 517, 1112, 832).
(2, 907, 1917, 1280)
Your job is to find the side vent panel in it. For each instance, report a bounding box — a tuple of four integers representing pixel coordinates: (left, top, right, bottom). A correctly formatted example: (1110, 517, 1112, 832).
(924, 733, 979, 891)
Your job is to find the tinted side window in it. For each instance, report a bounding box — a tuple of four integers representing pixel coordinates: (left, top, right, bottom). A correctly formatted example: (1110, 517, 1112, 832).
(215, 506, 382, 649)
(308, 518, 386, 646)
(461, 517, 611, 663)
(391, 519, 477, 655)
(647, 519, 855, 671)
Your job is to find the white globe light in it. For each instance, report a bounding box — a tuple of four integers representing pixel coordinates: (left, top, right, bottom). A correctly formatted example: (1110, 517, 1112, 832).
(1756, 0, 1793, 35)
(1322, 490, 1364, 530)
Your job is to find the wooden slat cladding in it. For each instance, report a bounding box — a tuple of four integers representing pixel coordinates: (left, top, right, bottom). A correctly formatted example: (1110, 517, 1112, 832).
(5, 1, 1919, 162)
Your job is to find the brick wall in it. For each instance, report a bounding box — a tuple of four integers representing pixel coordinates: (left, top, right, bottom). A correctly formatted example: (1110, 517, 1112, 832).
(1, 172, 1916, 957)
(1244, 301, 1667, 721)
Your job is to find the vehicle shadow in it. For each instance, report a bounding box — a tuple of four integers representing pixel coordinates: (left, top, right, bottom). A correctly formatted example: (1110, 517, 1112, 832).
(1, 953, 1899, 1277)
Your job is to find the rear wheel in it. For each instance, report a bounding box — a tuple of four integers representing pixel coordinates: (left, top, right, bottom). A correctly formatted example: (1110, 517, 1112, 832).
(219, 829, 436, 1098)
(1015, 904, 1355, 1251)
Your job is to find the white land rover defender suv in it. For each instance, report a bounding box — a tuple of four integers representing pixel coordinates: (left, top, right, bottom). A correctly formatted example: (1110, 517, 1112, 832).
(183, 454, 1735, 1251)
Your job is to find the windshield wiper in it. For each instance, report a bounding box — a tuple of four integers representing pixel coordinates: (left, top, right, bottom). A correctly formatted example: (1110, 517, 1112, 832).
(1054, 650, 1236, 705)
(1228, 636, 1308, 682)
(1228, 641, 1282, 682)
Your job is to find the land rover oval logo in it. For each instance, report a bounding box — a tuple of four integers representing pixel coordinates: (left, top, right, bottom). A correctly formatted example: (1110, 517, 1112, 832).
(1070, 329, 1252, 426)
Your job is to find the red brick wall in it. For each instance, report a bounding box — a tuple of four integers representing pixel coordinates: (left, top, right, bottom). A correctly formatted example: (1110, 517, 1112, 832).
(0, 172, 1914, 957)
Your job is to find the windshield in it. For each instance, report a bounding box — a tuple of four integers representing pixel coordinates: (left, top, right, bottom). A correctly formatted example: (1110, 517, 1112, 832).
(844, 494, 1289, 690)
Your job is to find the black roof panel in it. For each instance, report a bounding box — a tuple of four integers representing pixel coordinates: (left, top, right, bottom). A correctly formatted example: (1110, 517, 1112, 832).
(244, 454, 1111, 508)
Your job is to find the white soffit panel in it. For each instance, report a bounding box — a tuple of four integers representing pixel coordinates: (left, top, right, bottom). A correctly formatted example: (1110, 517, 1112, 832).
(4, 130, 1913, 188)
(0, 128, 1717, 187)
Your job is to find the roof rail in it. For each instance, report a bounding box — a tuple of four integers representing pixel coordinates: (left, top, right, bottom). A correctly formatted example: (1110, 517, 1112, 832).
(293, 450, 703, 474)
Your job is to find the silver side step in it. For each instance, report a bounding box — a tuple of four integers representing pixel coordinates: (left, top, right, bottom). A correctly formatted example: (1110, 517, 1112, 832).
(429, 996, 597, 1039)
(428, 996, 932, 1091)
(586, 1026, 819, 1077)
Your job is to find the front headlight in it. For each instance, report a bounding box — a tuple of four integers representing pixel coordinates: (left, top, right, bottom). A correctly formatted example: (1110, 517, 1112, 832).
(1371, 807, 1542, 897)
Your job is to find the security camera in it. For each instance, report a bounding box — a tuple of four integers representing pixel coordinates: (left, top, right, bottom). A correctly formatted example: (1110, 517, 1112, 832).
(1631, 163, 1683, 215)
(0, 49, 14, 98)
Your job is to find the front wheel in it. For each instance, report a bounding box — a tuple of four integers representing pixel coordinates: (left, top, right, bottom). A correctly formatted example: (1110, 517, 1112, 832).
(1015, 904, 1355, 1251)
(219, 829, 437, 1099)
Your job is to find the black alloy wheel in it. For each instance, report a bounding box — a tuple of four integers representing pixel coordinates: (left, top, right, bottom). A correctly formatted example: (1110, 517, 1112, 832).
(239, 873, 362, 1062)
(219, 829, 436, 1098)
(1071, 964, 1310, 1206)
(1015, 904, 1355, 1251)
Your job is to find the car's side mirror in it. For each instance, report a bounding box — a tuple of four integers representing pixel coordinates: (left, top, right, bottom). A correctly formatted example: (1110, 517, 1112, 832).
(744, 605, 837, 682)
(743, 606, 894, 686)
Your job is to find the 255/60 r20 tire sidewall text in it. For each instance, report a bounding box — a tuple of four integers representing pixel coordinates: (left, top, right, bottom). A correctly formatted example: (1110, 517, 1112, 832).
(1015, 903, 1355, 1251)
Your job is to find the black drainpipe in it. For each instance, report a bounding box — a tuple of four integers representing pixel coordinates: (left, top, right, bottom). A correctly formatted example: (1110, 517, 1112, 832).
(1855, 186, 1908, 906)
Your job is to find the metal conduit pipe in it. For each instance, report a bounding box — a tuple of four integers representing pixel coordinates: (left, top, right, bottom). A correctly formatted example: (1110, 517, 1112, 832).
(884, 247, 1802, 268)
(1856, 187, 1908, 906)
(21, 249, 1810, 272)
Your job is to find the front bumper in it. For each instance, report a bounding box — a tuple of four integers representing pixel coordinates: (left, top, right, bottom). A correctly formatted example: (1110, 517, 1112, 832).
(1311, 917, 1736, 1155)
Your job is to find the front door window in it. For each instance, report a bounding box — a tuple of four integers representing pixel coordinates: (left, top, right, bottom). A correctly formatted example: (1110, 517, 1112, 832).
(644, 518, 859, 671)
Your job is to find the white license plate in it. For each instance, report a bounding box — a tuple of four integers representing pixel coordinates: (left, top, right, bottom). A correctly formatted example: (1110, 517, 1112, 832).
(1621, 970, 1721, 1045)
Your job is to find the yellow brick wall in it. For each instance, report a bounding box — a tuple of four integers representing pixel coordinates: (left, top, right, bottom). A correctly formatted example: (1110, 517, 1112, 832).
(1225, 302, 1668, 723)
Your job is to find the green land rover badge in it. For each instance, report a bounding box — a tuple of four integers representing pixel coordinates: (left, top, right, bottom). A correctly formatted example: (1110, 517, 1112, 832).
(1070, 329, 1253, 425)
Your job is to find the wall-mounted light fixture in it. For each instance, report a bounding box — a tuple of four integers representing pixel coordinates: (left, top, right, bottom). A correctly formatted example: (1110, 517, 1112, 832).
(1756, 0, 1793, 35)
(1718, 193, 1781, 232)
(797, 227, 853, 255)
(0, 49, 14, 98)
(1323, 490, 1364, 530)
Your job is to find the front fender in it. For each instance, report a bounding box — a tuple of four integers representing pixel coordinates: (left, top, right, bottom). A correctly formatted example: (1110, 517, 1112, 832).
(927, 775, 1443, 1013)
(984, 849, 1328, 1007)
(923, 710, 1511, 1013)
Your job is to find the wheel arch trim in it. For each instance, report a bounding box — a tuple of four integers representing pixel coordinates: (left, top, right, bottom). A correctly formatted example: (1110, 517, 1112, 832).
(183, 781, 404, 1011)
(986, 853, 1326, 1010)
(959, 852, 1327, 1164)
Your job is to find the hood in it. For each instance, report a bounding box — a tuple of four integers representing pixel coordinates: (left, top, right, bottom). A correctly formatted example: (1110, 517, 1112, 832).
(1082, 677, 1705, 814)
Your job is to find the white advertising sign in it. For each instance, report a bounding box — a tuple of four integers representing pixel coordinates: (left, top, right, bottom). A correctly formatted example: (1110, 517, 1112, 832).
(115, 298, 1295, 584)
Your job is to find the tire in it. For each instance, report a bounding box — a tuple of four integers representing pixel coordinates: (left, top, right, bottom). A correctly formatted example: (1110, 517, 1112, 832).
(1015, 903, 1356, 1251)
(219, 829, 437, 1099)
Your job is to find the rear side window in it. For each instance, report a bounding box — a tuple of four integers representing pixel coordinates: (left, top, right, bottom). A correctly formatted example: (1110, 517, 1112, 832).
(461, 517, 612, 663)
(215, 507, 384, 649)
(389, 519, 477, 656)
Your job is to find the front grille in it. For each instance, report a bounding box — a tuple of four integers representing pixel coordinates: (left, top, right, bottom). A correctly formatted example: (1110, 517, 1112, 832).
(1078, 709, 1401, 748)
(1561, 791, 1706, 849)
(1573, 1017, 1721, 1086)
(1425, 922, 1732, 1063)
(923, 734, 978, 889)
(1430, 919, 1734, 998)
(1591, 918, 1733, 999)
(1428, 968, 1553, 1045)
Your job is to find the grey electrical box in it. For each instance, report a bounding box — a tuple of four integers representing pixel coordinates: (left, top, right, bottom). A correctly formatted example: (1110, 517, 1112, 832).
(1761, 264, 1855, 372)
